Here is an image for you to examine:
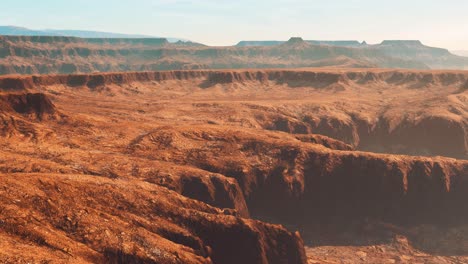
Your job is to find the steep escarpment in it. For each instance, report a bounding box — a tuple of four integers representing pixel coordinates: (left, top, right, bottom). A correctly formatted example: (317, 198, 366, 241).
(0, 71, 209, 90)
(262, 103, 468, 159)
(355, 115, 467, 158)
(2, 69, 468, 90)
(267, 111, 468, 159)
(129, 125, 468, 226)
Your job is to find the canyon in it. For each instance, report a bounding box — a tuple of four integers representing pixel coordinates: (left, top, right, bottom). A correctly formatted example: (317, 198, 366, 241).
(0, 69, 467, 263)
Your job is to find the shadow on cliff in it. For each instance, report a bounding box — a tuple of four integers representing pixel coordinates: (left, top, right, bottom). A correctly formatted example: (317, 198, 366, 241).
(252, 213, 468, 257)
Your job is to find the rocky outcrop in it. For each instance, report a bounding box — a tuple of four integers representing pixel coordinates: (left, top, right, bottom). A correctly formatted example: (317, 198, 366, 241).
(0, 93, 61, 140)
(139, 165, 250, 218)
(0, 93, 58, 120)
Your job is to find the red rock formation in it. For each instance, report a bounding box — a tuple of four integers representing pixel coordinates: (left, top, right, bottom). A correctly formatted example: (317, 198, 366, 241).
(141, 165, 250, 218)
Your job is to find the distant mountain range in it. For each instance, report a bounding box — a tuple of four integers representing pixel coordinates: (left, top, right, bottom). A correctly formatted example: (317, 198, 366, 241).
(1, 33, 468, 74)
(0, 26, 187, 43)
(235, 39, 468, 69)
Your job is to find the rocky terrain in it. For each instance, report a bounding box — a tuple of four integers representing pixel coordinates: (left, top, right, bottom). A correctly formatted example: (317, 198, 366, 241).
(0, 69, 467, 263)
(1, 36, 468, 75)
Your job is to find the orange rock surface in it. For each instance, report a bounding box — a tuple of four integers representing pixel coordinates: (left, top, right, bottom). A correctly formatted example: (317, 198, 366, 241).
(0, 69, 467, 263)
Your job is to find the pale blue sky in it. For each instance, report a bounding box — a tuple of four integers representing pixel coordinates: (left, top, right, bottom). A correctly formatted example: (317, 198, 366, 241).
(1, 0, 467, 49)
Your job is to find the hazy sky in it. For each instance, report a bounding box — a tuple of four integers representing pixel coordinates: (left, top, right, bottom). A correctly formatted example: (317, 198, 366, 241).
(2, 0, 468, 49)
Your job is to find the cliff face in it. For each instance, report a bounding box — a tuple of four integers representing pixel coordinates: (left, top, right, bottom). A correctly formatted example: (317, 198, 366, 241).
(140, 164, 250, 218)
(130, 125, 468, 226)
(2, 69, 467, 90)
(0, 71, 209, 90)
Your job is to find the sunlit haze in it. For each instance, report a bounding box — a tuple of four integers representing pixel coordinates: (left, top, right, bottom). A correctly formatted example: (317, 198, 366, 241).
(2, 0, 467, 49)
